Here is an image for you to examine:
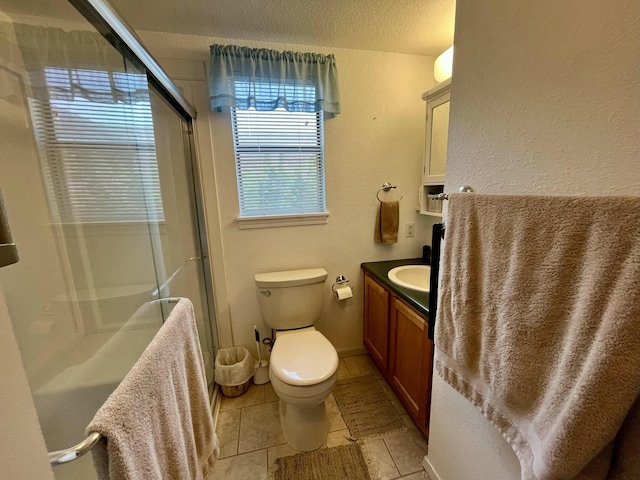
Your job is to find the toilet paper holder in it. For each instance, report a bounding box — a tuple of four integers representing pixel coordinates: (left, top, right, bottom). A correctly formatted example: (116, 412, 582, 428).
(331, 275, 349, 294)
(331, 275, 353, 301)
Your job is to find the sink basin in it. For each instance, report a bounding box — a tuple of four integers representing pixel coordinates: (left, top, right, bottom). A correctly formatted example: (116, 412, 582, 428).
(387, 265, 430, 293)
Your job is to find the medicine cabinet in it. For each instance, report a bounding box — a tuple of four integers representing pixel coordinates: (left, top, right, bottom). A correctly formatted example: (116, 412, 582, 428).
(419, 79, 450, 217)
(422, 79, 451, 185)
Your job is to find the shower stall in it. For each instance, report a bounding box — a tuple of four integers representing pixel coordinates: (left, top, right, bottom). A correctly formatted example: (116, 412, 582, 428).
(0, 0, 218, 478)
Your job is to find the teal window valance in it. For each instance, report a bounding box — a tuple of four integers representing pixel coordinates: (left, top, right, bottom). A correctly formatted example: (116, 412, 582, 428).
(208, 44, 341, 114)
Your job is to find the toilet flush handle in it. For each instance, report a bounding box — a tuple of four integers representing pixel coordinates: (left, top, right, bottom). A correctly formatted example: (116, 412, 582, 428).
(259, 289, 271, 297)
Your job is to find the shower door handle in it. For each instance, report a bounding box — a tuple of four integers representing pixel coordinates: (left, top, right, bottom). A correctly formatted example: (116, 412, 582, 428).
(0, 189, 18, 268)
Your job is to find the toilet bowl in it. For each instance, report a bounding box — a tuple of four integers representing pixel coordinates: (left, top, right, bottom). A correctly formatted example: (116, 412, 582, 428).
(270, 327, 338, 450)
(255, 268, 338, 451)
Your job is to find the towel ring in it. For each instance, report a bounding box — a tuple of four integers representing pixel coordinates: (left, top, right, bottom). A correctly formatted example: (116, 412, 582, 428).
(376, 182, 403, 202)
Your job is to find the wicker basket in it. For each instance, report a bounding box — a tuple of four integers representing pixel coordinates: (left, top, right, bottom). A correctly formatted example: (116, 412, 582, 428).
(221, 380, 250, 398)
(215, 347, 255, 397)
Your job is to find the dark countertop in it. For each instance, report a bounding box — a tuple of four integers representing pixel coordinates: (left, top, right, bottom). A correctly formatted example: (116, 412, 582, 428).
(361, 258, 430, 317)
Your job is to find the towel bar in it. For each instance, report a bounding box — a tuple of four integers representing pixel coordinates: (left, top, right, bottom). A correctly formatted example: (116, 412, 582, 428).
(150, 296, 183, 304)
(435, 185, 474, 200)
(48, 432, 102, 466)
(47, 296, 184, 466)
(151, 257, 202, 297)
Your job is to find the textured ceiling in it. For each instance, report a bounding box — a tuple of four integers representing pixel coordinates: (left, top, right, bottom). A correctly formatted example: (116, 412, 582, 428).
(110, 0, 455, 56)
(0, 0, 455, 57)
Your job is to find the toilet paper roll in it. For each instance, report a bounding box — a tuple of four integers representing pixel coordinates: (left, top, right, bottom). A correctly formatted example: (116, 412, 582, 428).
(335, 285, 353, 300)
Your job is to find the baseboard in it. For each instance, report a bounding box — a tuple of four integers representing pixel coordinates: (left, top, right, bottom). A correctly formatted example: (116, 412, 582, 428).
(422, 455, 442, 480)
(337, 346, 368, 358)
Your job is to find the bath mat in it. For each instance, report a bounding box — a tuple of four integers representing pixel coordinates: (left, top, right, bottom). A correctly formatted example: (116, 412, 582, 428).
(273, 443, 371, 480)
(332, 375, 404, 438)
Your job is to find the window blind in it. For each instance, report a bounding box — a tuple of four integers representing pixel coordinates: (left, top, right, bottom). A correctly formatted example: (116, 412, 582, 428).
(232, 107, 325, 217)
(29, 67, 163, 224)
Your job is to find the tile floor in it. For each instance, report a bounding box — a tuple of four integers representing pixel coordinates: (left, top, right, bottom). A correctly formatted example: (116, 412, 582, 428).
(210, 354, 429, 480)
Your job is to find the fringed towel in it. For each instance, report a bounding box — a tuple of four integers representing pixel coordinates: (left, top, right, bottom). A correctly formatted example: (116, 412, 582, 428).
(374, 201, 399, 244)
(88, 298, 219, 479)
(435, 193, 640, 480)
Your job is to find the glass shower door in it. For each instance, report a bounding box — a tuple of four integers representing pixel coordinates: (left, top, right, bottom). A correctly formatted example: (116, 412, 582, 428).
(0, 20, 167, 480)
(0, 3, 215, 478)
(146, 84, 216, 385)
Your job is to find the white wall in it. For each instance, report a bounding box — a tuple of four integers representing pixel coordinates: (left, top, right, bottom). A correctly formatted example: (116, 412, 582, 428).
(140, 31, 438, 353)
(427, 0, 640, 479)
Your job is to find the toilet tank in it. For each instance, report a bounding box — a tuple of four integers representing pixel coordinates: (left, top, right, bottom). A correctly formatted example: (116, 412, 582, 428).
(255, 268, 328, 330)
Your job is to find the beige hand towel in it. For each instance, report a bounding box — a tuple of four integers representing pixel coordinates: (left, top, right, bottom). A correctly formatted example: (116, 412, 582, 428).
(435, 193, 640, 480)
(88, 298, 219, 480)
(374, 201, 399, 244)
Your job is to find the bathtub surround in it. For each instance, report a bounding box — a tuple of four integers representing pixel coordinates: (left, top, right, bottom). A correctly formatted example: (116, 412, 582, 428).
(88, 299, 218, 479)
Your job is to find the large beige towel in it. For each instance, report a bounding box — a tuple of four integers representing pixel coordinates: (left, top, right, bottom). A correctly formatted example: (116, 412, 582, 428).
(374, 201, 399, 244)
(88, 298, 219, 479)
(434, 193, 640, 480)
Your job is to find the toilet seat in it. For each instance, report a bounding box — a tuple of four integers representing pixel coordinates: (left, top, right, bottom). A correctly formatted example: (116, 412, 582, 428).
(271, 329, 338, 386)
(270, 372, 336, 403)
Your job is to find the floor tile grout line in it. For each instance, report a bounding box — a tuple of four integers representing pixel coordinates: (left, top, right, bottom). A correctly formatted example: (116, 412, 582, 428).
(235, 407, 243, 456)
(384, 430, 429, 477)
(233, 439, 290, 458)
(382, 434, 403, 477)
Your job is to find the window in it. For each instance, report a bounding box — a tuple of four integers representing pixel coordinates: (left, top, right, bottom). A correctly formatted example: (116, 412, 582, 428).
(232, 105, 326, 220)
(29, 67, 163, 224)
(210, 45, 339, 228)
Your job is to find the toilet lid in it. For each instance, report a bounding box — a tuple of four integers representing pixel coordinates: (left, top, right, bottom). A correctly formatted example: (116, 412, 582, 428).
(270, 330, 339, 386)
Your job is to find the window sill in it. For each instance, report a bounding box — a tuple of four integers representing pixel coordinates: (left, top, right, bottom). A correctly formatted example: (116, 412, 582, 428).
(236, 212, 330, 229)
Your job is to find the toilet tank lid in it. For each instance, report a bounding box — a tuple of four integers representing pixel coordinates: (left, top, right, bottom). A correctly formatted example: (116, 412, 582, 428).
(255, 268, 328, 288)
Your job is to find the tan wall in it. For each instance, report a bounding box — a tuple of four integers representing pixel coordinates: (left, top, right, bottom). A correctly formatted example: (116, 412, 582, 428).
(428, 0, 640, 478)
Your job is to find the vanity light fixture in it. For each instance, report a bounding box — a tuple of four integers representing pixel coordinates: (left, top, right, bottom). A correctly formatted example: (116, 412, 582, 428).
(434, 46, 454, 82)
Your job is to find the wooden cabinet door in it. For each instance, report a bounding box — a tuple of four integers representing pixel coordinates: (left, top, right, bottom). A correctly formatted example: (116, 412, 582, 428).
(363, 274, 390, 374)
(389, 297, 434, 430)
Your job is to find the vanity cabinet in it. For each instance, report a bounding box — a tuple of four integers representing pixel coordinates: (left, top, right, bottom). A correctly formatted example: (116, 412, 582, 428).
(363, 274, 390, 374)
(389, 297, 433, 428)
(363, 273, 434, 435)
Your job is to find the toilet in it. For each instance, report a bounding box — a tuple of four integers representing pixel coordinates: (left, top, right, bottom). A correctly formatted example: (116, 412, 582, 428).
(255, 268, 338, 451)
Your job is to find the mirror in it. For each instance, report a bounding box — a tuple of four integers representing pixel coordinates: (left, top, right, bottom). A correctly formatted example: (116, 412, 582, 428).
(423, 80, 451, 185)
(429, 101, 450, 177)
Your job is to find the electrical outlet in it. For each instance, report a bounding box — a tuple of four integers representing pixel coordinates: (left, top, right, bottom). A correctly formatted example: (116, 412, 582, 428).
(406, 222, 415, 238)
